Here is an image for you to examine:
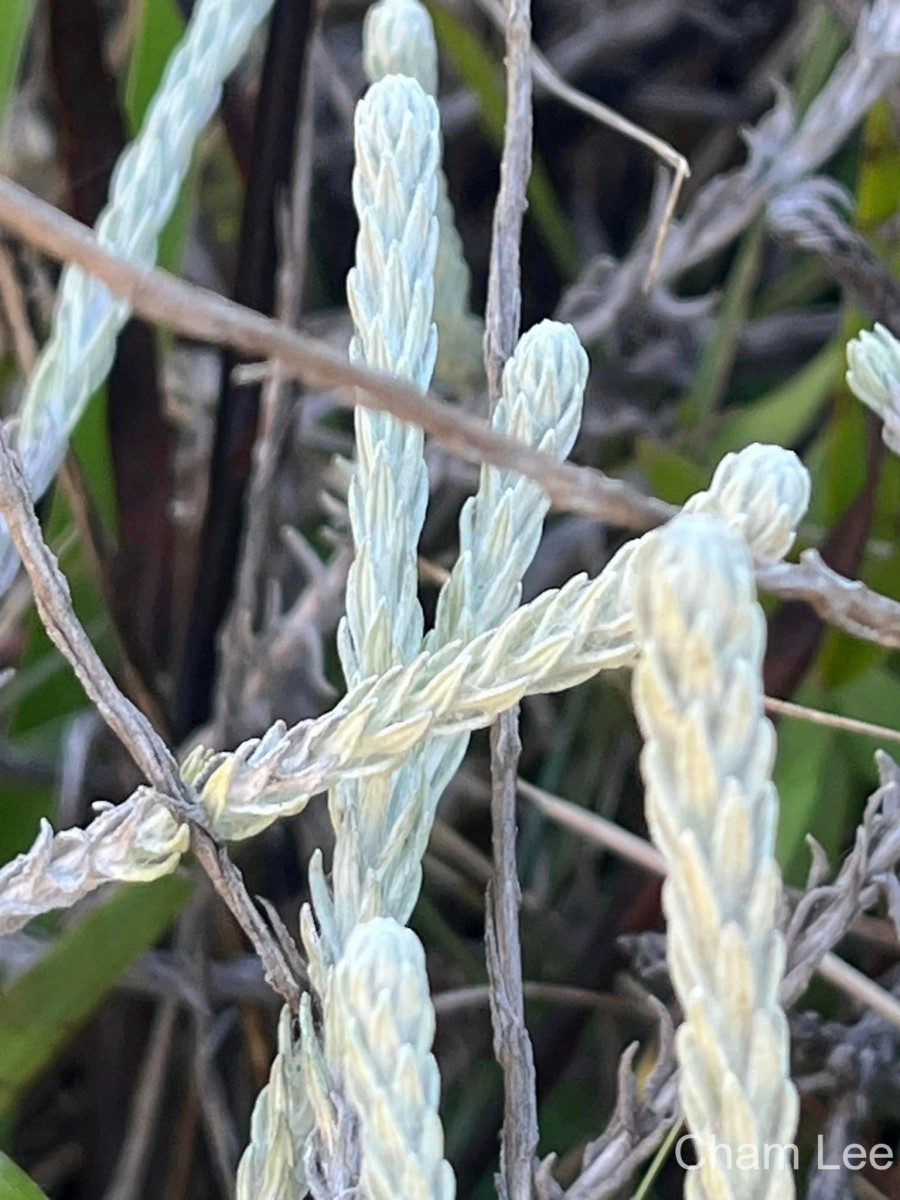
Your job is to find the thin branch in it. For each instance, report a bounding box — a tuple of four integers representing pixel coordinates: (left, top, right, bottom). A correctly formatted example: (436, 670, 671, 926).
(433, 982, 649, 1018)
(486, 709, 539, 1200)
(0, 422, 302, 1010)
(472, 0, 689, 288)
(1, 178, 899, 650)
(0, 176, 668, 534)
(179, 904, 240, 1200)
(518, 777, 665, 876)
(520, 777, 900, 1030)
(482, 1, 540, 1191)
(756, 551, 900, 650)
(764, 695, 900, 746)
(483, 0, 533, 403)
(815, 954, 900, 1034)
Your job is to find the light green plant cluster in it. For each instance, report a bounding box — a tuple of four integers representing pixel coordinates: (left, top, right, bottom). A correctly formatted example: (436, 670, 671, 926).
(235, 1007, 312, 1200)
(0, 438, 811, 866)
(630, 514, 800, 1200)
(684, 443, 810, 561)
(364, 0, 484, 393)
(341, 73, 438, 682)
(846, 323, 900, 457)
(329, 918, 455, 1200)
(0, 0, 278, 589)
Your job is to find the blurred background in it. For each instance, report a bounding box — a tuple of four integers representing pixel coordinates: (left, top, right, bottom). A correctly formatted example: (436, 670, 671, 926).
(0, 0, 899, 1196)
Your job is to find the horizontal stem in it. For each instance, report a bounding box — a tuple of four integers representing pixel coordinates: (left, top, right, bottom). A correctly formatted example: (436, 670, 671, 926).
(1, 176, 898, 649)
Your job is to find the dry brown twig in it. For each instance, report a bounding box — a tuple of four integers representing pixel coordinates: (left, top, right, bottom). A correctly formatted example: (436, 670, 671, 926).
(0, 175, 669, 530)
(472, 0, 690, 288)
(482, 0, 540, 1194)
(0, 241, 37, 374)
(563, 0, 900, 342)
(486, 710, 540, 1200)
(0, 419, 302, 1010)
(524, 769, 900, 1198)
(520, 778, 900, 1029)
(483, 0, 533, 397)
(0, 176, 898, 650)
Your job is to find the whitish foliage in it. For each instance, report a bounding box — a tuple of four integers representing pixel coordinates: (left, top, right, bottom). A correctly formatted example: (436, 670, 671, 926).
(329, 918, 455, 1200)
(363, 0, 484, 391)
(685, 443, 811, 561)
(0, 790, 188, 935)
(631, 514, 799, 1200)
(846, 323, 900, 456)
(0, 0, 276, 588)
(236, 1007, 313, 1200)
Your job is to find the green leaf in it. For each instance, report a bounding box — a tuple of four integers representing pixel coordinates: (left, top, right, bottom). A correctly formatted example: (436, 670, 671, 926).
(537, 1074, 607, 1162)
(634, 441, 708, 504)
(822, 100, 900, 520)
(424, 0, 579, 279)
(0, 0, 33, 130)
(0, 1154, 49, 1200)
(125, 0, 185, 127)
(706, 342, 842, 465)
(832, 666, 900, 778)
(816, 99, 900, 679)
(793, 7, 846, 115)
(0, 875, 192, 1115)
(682, 218, 766, 426)
(775, 683, 833, 883)
(776, 685, 861, 886)
(70, 390, 118, 535)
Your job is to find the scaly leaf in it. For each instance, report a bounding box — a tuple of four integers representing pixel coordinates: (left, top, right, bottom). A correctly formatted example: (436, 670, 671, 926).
(125, 0, 193, 273)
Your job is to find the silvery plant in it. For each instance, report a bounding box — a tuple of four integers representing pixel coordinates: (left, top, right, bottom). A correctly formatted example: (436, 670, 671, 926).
(0, 0, 280, 589)
(630, 516, 799, 1200)
(846, 323, 900, 457)
(3, 0, 887, 1196)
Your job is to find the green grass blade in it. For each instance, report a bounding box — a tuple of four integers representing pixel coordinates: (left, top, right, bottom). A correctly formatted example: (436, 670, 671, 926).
(632, 1120, 684, 1200)
(0, 875, 192, 1116)
(774, 682, 856, 885)
(634, 442, 709, 504)
(125, 0, 185, 127)
(682, 218, 765, 426)
(706, 342, 842, 463)
(0, 1154, 49, 1200)
(0, 0, 33, 130)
